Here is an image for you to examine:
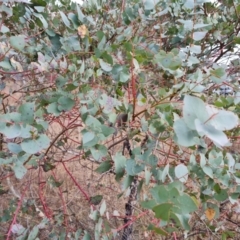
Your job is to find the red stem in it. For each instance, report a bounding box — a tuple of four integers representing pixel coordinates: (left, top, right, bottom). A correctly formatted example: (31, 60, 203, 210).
(51, 170, 68, 229)
(115, 210, 149, 232)
(61, 161, 90, 202)
(6, 184, 28, 240)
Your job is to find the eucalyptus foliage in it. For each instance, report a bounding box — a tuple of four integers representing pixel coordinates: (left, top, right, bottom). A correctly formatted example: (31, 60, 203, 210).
(1, 0, 240, 239)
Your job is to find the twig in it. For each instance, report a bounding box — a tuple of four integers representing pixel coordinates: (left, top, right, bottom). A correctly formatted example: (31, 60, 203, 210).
(62, 161, 90, 202)
(173, 232, 177, 240)
(108, 137, 128, 150)
(6, 184, 28, 240)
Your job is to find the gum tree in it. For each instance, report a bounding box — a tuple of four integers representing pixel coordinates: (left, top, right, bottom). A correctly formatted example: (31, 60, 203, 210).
(1, 0, 240, 239)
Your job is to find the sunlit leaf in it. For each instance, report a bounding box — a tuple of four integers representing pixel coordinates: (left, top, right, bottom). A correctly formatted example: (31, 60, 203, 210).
(183, 95, 208, 130)
(193, 31, 207, 41)
(144, 0, 159, 10)
(195, 119, 230, 147)
(0, 123, 21, 139)
(175, 164, 188, 183)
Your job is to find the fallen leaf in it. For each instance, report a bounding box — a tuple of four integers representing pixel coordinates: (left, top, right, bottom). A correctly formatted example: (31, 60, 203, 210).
(205, 208, 215, 221)
(78, 25, 88, 39)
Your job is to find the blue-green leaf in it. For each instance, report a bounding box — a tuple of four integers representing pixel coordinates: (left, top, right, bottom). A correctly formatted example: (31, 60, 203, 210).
(195, 119, 230, 147)
(113, 152, 126, 174)
(175, 164, 188, 183)
(9, 35, 26, 51)
(59, 11, 71, 28)
(77, 4, 85, 22)
(8, 143, 22, 154)
(27, 226, 39, 240)
(193, 31, 207, 41)
(206, 106, 238, 131)
(13, 161, 27, 179)
(0, 123, 21, 139)
(47, 102, 61, 116)
(144, 0, 158, 10)
(82, 132, 98, 147)
(183, 0, 194, 9)
(202, 166, 213, 178)
(57, 96, 75, 111)
(126, 159, 144, 176)
(33, 13, 48, 28)
(21, 134, 50, 154)
(153, 203, 173, 221)
(183, 95, 208, 130)
(19, 102, 35, 124)
(90, 144, 108, 161)
(99, 59, 112, 72)
(173, 119, 198, 147)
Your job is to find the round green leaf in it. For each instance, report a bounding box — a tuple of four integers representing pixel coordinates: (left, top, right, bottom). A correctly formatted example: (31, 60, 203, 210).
(0, 123, 21, 139)
(126, 159, 145, 176)
(99, 59, 112, 72)
(184, 0, 194, 9)
(174, 119, 198, 147)
(90, 144, 108, 161)
(21, 134, 50, 154)
(206, 106, 238, 131)
(144, 0, 156, 10)
(47, 102, 61, 116)
(0, 25, 9, 33)
(214, 189, 228, 201)
(153, 203, 173, 221)
(113, 152, 126, 174)
(19, 125, 33, 138)
(57, 96, 75, 111)
(178, 193, 198, 214)
(193, 31, 207, 41)
(195, 119, 230, 147)
(183, 95, 208, 130)
(13, 161, 27, 179)
(7, 143, 22, 154)
(19, 102, 35, 124)
(82, 132, 98, 147)
(175, 164, 188, 183)
(9, 35, 26, 51)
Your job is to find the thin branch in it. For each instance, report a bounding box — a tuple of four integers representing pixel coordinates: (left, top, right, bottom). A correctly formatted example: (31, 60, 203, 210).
(6, 184, 28, 240)
(108, 137, 128, 150)
(62, 161, 90, 202)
